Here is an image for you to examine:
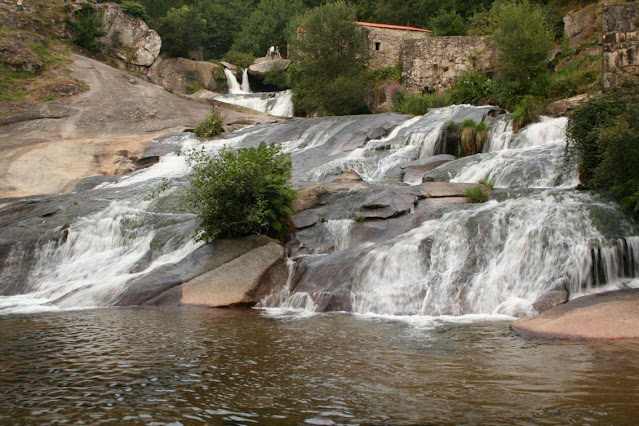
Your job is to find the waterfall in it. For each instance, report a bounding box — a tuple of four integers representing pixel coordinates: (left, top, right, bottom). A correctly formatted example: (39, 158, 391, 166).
(241, 69, 251, 93)
(2, 105, 638, 318)
(214, 90, 294, 118)
(349, 191, 638, 317)
(224, 68, 244, 94)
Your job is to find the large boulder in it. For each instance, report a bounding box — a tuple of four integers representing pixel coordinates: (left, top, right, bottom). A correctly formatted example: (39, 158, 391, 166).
(147, 57, 223, 93)
(511, 288, 639, 340)
(544, 94, 589, 117)
(95, 3, 161, 67)
(248, 57, 292, 76)
(181, 238, 285, 307)
(114, 235, 286, 307)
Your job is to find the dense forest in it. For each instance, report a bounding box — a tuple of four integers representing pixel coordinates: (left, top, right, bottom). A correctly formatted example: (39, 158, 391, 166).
(101, 0, 593, 61)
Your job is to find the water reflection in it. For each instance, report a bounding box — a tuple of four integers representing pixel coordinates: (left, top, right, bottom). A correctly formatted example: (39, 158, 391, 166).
(0, 308, 638, 424)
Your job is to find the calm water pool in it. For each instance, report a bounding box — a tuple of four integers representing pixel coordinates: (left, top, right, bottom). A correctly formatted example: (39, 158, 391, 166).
(1, 307, 638, 424)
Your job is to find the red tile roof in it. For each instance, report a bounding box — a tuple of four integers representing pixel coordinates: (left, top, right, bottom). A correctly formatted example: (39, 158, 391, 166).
(355, 22, 432, 33)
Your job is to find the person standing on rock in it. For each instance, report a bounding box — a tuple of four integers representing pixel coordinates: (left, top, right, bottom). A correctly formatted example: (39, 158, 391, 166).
(17, 0, 24, 11)
(275, 46, 281, 60)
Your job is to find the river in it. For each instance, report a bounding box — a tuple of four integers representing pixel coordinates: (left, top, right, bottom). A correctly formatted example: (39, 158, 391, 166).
(1, 308, 638, 424)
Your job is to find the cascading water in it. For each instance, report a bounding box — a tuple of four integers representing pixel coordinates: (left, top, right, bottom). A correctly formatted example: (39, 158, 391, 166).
(224, 68, 244, 94)
(1, 105, 638, 318)
(241, 69, 251, 93)
(217, 67, 293, 117)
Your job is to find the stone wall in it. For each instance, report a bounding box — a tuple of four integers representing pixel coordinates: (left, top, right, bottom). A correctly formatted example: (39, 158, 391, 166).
(603, 3, 639, 89)
(361, 26, 431, 68)
(402, 36, 494, 93)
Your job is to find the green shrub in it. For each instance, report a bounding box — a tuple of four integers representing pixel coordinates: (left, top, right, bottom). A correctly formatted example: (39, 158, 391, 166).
(512, 95, 544, 130)
(392, 92, 450, 115)
(263, 69, 290, 90)
(185, 83, 200, 94)
(465, 186, 490, 203)
(478, 179, 494, 190)
(67, 5, 106, 53)
(448, 72, 494, 105)
(121, 2, 150, 22)
(222, 50, 256, 69)
(566, 84, 639, 217)
(194, 109, 224, 138)
(183, 143, 296, 242)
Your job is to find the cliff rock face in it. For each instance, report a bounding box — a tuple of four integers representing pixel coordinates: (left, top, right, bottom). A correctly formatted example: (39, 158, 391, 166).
(95, 3, 161, 68)
(603, 3, 639, 88)
(564, 4, 601, 48)
(148, 57, 222, 93)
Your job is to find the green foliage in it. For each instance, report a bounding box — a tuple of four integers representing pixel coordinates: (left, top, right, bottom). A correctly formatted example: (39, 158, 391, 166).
(370, 64, 403, 85)
(430, 10, 466, 36)
(566, 85, 639, 217)
(478, 179, 494, 189)
(465, 186, 490, 203)
(222, 50, 255, 68)
(194, 109, 224, 138)
(156, 6, 206, 58)
(392, 91, 450, 115)
(289, 1, 371, 116)
(67, 5, 106, 53)
(0, 65, 32, 101)
(511, 95, 544, 130)
(121, 2, 150, 22)
(183, 142, 296, 242)
(263, 69, 290, 90)
(231, 0, 303, 57)
(490, 0, 554, 90)
(447, 72, 494, 105)
(185, 83, 201, 94)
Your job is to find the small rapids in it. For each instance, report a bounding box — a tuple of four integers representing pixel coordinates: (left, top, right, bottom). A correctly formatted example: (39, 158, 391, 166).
(1, 105, 638, 319)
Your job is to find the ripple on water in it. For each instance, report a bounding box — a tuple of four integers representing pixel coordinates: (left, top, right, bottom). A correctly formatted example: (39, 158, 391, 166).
(0, 307, 638, 424)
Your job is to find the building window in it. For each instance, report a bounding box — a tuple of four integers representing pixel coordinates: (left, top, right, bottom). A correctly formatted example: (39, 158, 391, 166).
(374, 42, 381, 51)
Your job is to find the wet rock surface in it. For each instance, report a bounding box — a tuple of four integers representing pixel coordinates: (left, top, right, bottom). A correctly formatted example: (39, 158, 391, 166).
(512, 289, 639, 340)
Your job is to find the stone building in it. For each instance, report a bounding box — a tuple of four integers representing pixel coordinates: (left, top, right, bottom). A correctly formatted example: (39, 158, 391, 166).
(402, 36, 495, 93)
(355, 22, 494, 93)
(356, 22, 432, 68)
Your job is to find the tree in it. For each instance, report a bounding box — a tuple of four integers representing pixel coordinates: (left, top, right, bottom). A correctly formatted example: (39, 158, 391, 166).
(230, 0, 304, 57)
(430, 10, 466, 36)
(68, 5, 106, 53)
(183, 143, 296, 242)
(288, 1, 371, 116)
(156, 5, 206, 58)
(490, 0, 554, 89)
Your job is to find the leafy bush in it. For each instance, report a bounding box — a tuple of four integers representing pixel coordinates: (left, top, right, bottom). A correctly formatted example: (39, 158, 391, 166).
(67, 5, 106, 53)
(465, 186, 490, 203)
(430, 10, 466, 36)
(121, 2, 150, 22)
(194, 109, 224, 138)
(512, 95, 544, 130)
(183, 143, 296, 242)
(392, 92, 450, 115)
(566, 84, 639, 217)
(460, 120, 488, 156)
(222, 50, 255, 69)
(447, 72, 494, 105)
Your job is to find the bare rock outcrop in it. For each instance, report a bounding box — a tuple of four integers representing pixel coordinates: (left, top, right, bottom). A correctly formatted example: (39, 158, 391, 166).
(512, 289, 639, 340)
(147, 57, 223, 93)
(564, 4, 601, 48)
(248, 57, 292, 76)
(94, 3, 161, 68)
(181, 238, 286, 307)
(544, 94, 589, 117)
